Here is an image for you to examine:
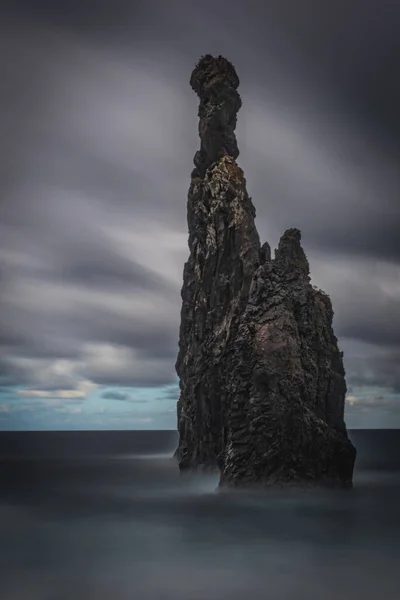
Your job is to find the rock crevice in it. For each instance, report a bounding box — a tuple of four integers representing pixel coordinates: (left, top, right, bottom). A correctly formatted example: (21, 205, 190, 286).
(175, 55, 356, 487)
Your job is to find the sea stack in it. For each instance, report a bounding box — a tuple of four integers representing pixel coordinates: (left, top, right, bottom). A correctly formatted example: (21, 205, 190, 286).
(175, 55, 356, 487)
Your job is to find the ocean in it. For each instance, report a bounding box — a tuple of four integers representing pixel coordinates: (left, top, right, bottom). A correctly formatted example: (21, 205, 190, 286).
(0, 429, 399, 599)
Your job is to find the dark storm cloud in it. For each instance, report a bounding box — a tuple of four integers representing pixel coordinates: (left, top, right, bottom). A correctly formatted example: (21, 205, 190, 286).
(101, 390, 150, 403)
(307, 217, 400, 265)
(0, 0, 399, 423)
(35, 241, 177, 294)
(11, 0, 400, 153)
(338, 311, 400, 349)
(1, 273, 177, 354)
(1, 0, 146, 34)
(101, 391, 132, 402)
(311, 259, 400, 349)
(0, 358, 33, 388)
(264, 1, 400, 153)
(343, 344, 400, 394)
(83, 362, 176, 388)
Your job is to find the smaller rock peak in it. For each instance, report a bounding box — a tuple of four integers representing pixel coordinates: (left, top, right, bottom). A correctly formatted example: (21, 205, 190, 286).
(190, 54, 240, 98)
(275, 228, 309, 275)
(281, 227, 302, 243)
(260, 241, 271, 264)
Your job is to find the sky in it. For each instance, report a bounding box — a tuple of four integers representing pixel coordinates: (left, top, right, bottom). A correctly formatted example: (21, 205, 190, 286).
(0, 0, 399, 430)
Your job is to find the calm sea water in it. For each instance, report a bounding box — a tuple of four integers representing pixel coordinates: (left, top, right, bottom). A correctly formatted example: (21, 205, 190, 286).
(0, 429, 399, 600)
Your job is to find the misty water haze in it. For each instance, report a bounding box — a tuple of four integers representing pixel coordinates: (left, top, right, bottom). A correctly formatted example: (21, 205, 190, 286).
(0, 430, 399, 600)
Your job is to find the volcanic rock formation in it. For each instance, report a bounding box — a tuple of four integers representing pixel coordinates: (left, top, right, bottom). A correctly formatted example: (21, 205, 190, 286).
(175, 54, 356, 487)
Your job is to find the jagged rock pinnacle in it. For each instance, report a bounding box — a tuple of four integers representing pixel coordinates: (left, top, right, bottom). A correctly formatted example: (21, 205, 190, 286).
(190, 55, 242, 179)
(175, 56, 356, 488)
(260, 241, 271, 264)
(175, 55, 260, 470)
(275, 228, 310, 275)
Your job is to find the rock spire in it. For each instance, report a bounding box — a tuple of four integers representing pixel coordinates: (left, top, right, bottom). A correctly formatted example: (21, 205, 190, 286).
(175, 55, 356, 487)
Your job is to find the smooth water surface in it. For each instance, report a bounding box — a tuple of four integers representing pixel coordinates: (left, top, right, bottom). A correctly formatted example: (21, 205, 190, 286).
(0, 430, 399, 600)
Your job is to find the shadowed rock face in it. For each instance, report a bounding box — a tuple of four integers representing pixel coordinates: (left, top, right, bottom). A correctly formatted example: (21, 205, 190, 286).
(190, 54, 242, 179)
(221, 229, 356, 487)
(175, 55, 260, 469)
(175, 55, 356, 487)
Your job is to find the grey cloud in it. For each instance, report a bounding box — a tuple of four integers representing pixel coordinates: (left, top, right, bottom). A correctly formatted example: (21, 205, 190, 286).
(345, 393, 400, 430)
(0, 1, 399, 424)
(0, 358, 34, 388)
(298, 208, 400, 266)
(83, 365, 176, 389)
(101, 391, 131, 401)
(1, 0, 148, 38)
(330, 275, 400, 349)
(299, 254, 400, 393)
(101, 390, 149, 403)
(17, 397, 84, 408)
(339, 315, 400, 350)
(10, 0, 400, 155)
(159, 385, 180, 402)
(309, 253, 400, 348)
(241, 119, 400, 267)
(0, 290, 180, 389)
(32, 231, 179, 294)
(343, 344, 400, 394)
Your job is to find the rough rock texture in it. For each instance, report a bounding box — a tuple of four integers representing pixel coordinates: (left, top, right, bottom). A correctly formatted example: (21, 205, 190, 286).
(190, 54, 242, 180)
(221, 229, 356, 488)
(175, 55, 260, 469)
(175, 55, 356, 487)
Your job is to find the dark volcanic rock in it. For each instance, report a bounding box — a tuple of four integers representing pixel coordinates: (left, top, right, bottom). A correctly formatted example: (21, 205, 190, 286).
(175, 55, 356, 487)
(175, 55, 260, 470)
(190, 54, 242, 180)
(221, 229, 356, 488)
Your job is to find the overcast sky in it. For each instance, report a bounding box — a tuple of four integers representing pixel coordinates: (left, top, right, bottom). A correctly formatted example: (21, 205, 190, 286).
(1, 0, 399, 430)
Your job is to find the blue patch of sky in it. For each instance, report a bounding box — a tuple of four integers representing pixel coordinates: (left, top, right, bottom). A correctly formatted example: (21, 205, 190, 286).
(0, 384, 179, 430)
